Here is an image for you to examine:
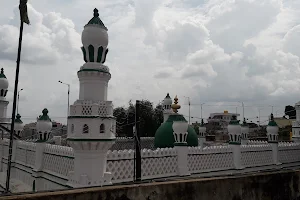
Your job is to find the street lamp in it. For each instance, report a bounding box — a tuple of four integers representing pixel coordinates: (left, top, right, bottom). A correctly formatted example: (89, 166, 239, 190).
(17, 88, 23, 114)
(58, 80, 70, 116)
(184, 96, 191, 124)
(200, 103, 205, 120)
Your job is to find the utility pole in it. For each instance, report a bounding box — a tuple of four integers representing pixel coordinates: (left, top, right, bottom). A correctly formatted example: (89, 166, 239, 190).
(184, 96, 191, 124)
(6, 0, 30, 193)
(134, 100, 141, 182)
(200, 103, 205, 120)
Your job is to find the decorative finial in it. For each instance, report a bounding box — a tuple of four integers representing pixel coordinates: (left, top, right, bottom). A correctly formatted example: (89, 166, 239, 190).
(1, 68, 3, 74)
(201, 118, 204, 126)
(165, 93, 171, 98)
(171, 95, 181, 113)
(232, 115, 237, 121)
(16, 114, 21, 119)
(93, 8, 99, 17)
(42, 108, 48, 115)
(270, 113, 274, 121)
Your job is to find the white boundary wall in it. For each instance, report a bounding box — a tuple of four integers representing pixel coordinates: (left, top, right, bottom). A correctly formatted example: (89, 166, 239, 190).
(1, 139, 300, 192)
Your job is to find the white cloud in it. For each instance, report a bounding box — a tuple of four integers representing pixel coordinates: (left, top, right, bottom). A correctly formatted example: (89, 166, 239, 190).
(0, 0, 300, 125)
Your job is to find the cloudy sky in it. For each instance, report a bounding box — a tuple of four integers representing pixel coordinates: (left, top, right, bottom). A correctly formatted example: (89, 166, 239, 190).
(0, 0, 300, 125)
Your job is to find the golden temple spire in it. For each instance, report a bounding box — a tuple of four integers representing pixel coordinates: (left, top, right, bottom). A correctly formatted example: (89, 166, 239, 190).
(171, 95, 181, 113)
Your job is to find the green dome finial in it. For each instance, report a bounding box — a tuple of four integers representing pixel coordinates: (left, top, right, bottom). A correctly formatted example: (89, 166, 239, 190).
(229, 115, 240, 125)
(93, 8, 99, 17)
(38, 108, 51, 121)
(0, 68, 6, 78)
(268, 113, 277, 126)
(242, 117, 248, 127)
(15, 113, 23, 123)
(201, 119, 204, 126)
(86, 8, 107, 30)
(165, 93, 171, 99)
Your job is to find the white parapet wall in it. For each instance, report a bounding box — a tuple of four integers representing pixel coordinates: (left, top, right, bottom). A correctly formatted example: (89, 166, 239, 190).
(1, 139, 300, 192)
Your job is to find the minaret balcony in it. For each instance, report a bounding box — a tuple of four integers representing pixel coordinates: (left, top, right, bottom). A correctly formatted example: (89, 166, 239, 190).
(69, 100, 113, 117)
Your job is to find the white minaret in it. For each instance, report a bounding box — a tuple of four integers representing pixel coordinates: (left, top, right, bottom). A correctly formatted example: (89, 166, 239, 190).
(163, 93, 173, 122)
(292, 102, 300, 142)
(0, 68, 9, 124)
(267, 113, 280, 165)
(67, 8, 116, 188)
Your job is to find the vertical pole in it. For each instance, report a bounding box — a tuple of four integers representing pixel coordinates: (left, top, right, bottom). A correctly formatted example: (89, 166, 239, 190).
(67, 85, 70, 116)
(135, 100, 141, 182)
(188, 99, 191, 125)
(242, 102, 244, 120)
(17, 92, 20, 114)
(6, 20, 24, 193)
(201, 104, 203, 119)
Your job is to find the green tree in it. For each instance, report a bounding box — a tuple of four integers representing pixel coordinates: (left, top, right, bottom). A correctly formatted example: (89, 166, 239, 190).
(285, 105, 296, 119)
(113, 100, 163, 137)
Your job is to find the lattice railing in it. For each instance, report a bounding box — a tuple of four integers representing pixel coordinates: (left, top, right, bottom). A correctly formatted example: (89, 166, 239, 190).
(70, 100, 113, 117)
(278, 142, 300, 163)
(241, 144, 273, 167)
(188, 146, 234, 174)
(43, 144, 74, 178)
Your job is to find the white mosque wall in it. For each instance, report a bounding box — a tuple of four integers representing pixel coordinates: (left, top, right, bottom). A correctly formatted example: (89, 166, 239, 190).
(2, 139, 300, 192)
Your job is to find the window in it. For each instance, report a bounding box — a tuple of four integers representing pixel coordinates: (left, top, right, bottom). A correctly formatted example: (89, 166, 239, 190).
(83, 124, 89, 134)
(71, 124, 74, 134)
(100, 124, 105, 133)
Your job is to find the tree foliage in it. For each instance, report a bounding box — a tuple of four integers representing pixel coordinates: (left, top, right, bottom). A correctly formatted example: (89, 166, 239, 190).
(113, 100, 164, 137)
(284, 105, 296, 119)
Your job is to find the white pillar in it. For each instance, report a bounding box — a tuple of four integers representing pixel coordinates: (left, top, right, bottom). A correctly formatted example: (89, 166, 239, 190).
(228, 116, 243, 169)
(0, 139, 3, 172)
(174, 146, 190, 176)
(32, 142, 46, 191)
(267, 115, 280, 165)
(230, 144, 242, 169)
(173, 120, 190, 176)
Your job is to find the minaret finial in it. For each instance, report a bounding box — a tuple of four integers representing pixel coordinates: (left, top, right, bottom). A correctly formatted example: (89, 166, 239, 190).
(1, 68, 3, 74)
(171, 95, 181, 113)
(93, 8, 99, 17)
(270, 113, 274, 121)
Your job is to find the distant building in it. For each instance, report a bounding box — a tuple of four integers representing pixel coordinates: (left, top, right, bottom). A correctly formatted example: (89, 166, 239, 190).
(207, 110, 240, 127)
(274, 117, 292, 128)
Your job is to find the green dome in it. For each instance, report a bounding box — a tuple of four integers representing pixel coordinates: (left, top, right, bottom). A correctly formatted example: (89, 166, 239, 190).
(154, 114, 198, 148)
(86, 8, 107, 30)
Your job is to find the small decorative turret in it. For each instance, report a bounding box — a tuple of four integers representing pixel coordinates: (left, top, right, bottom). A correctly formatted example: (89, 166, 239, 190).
(171, 95, 181, 113)
(163, 93, 173, 122)
(172, 120, 189, 145)
(267, 113, 278, 143)
(241, 118, 249, 145)
(292, 101, 300, 142)
(36, 108, 52, 142)
(14, 114, 24, 137)
(267, 113, 280, 165)
(0, 68, 9, 123)
(227, 115, 241, 145)
(198, 119, 206, 138)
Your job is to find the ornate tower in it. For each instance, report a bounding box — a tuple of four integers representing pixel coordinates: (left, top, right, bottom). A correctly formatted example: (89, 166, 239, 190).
(14, 114, 24, 137)
(241, 118, 249, 145)
(292, 101, 300, 142)
(198, 119, 206, 147)
(36, 108, 52, 141)
(67, 8, 116, 188)
(0, 68, 9, 124)
(267, 113, 280, 165)
(163, 93, 173, 122)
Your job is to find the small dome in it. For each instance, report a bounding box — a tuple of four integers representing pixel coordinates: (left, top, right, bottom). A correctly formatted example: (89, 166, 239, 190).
(0, 68, 9, 89)
(227, 115, 241, 134)
(154, 114, 198, 148)
(163, 93, 172, 106)
(36, 108, 52, 133)
(82, 8, 108, 48)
